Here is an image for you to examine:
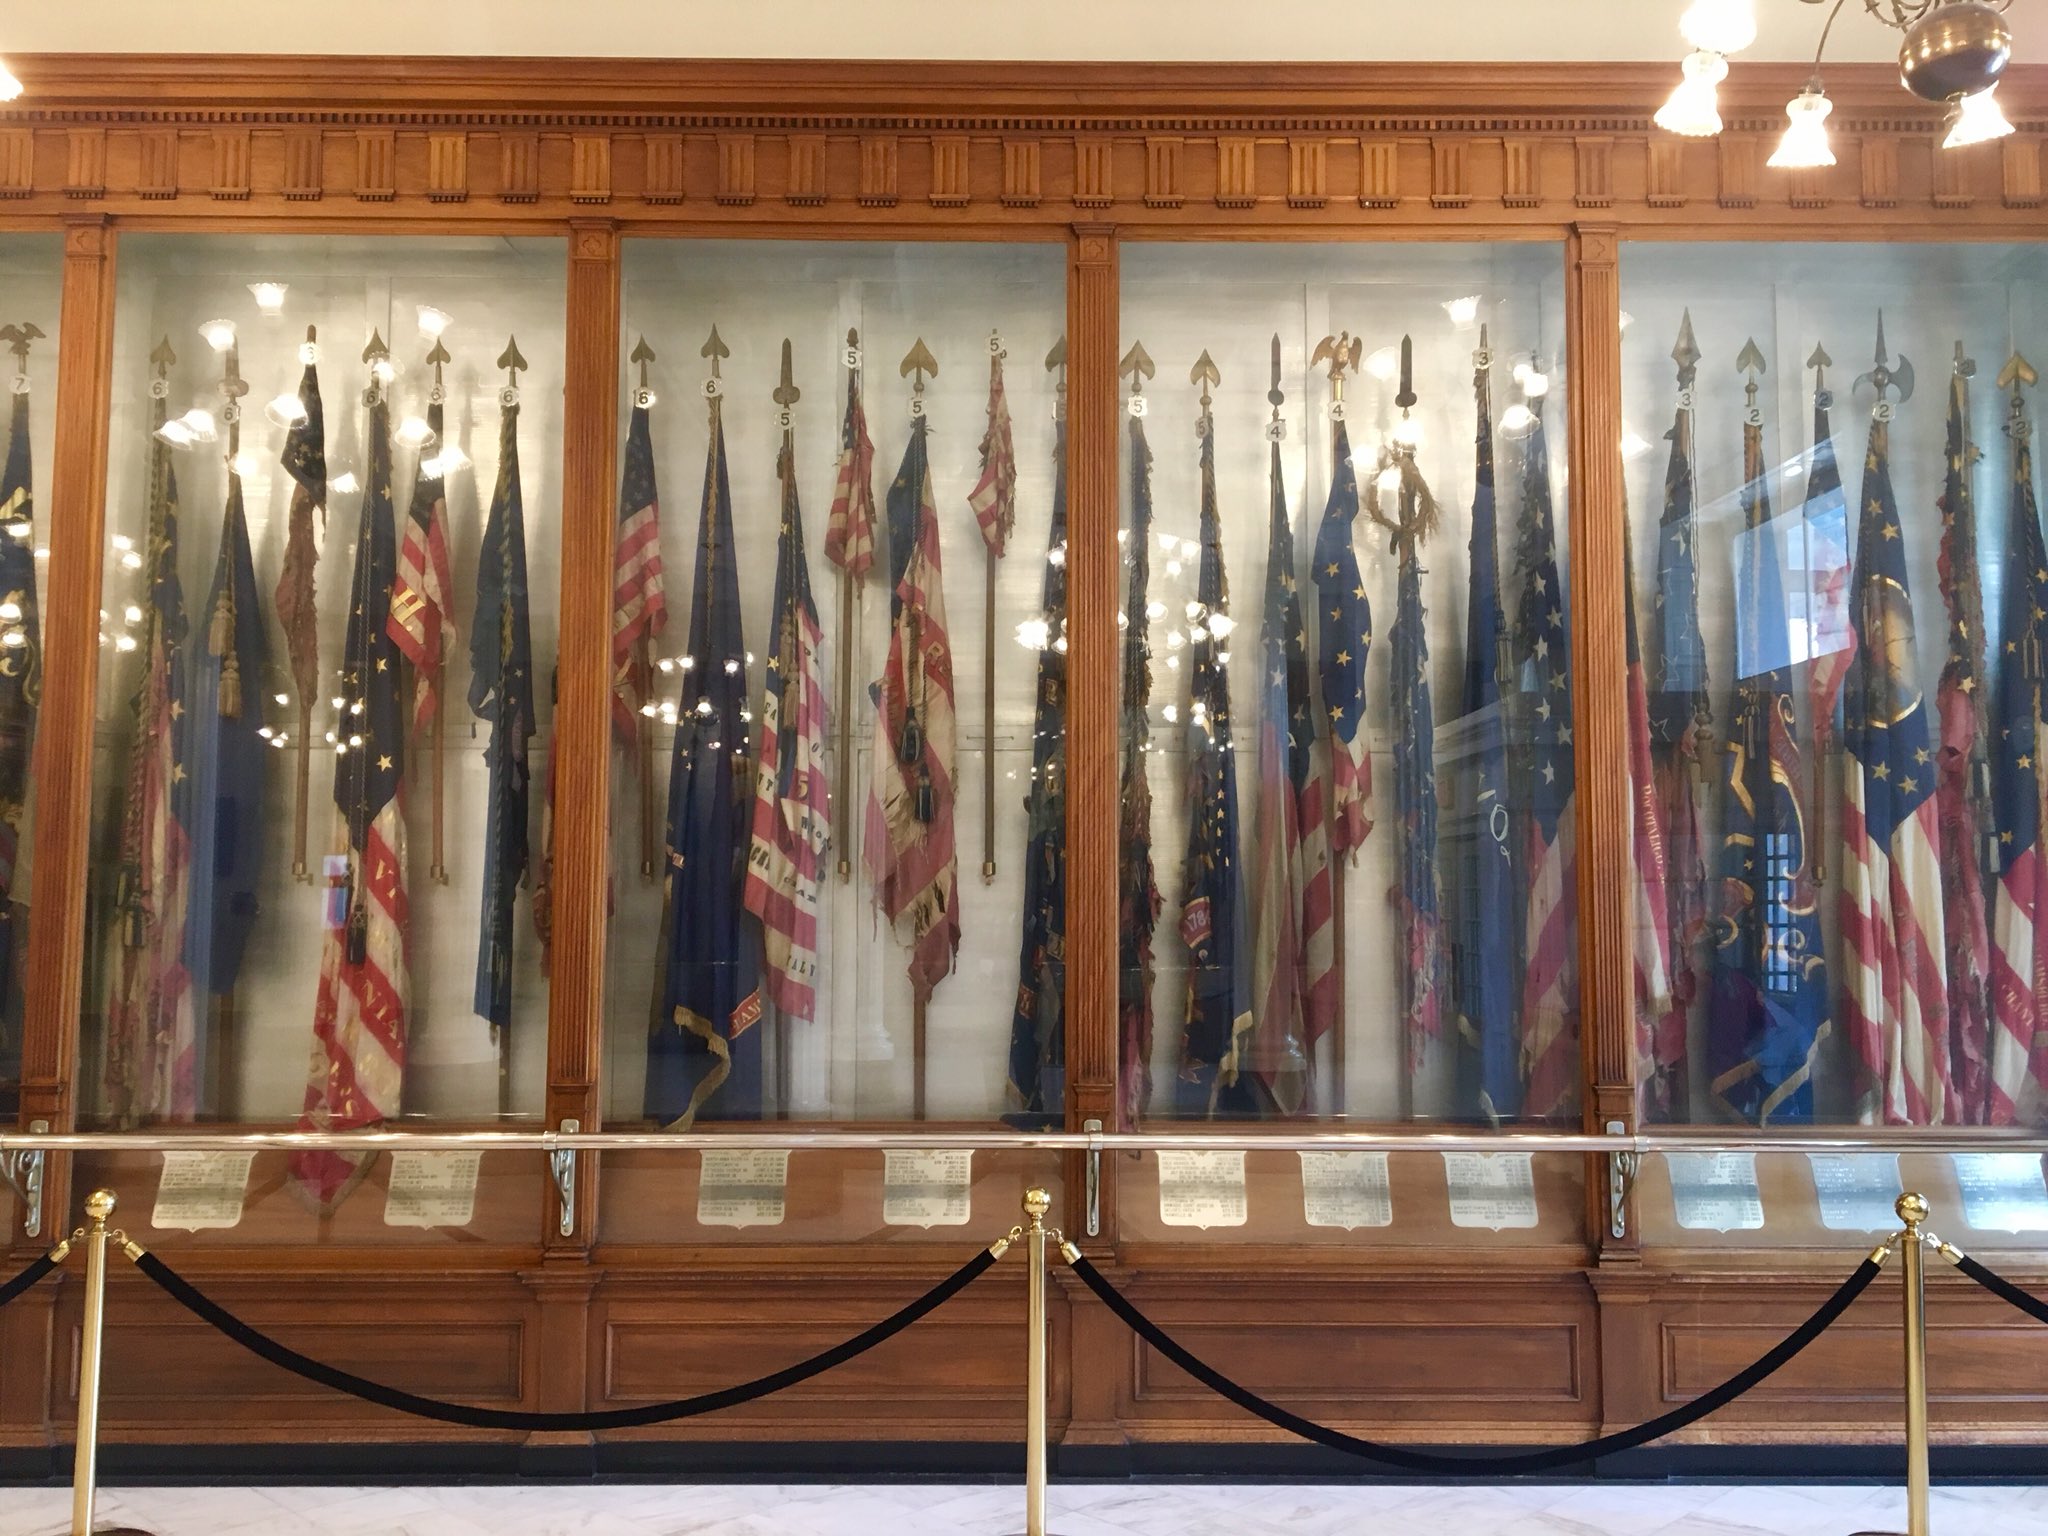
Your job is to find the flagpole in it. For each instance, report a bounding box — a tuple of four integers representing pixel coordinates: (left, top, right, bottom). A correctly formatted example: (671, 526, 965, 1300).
(833, 329, 867, 885)
(979, 331, 1009, 887)
(903, 338, 940, 1125)
(213, 328, 252, 1122)
(1314, 333, 1360, 1120)
(638, 632, 657, 878)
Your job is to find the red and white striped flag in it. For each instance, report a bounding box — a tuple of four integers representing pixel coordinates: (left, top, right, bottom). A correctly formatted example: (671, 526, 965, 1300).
(1990, 365, 2048, 1123)
(387, 395, 454, 733)
(826, 343, 877, 579)
(865, 421, 959, 1001)
(967, 344, 1016, 558)
(745, 439, 831, 1021)
(293, 398, 412, 1212)
(1841, 408, 1953, 1125)
(612, 400, 669, 738)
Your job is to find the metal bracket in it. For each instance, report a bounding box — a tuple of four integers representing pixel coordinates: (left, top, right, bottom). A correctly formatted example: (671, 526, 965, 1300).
(1, 1120, 47, 1239)
(1606, 1119, 1639, 1241)
(550, 1119, 579, 1239)
(1083, 1118, 1104, 1239)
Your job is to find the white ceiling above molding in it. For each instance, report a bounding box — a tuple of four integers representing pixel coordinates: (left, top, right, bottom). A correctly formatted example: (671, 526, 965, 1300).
(3, 0, 2041, 65)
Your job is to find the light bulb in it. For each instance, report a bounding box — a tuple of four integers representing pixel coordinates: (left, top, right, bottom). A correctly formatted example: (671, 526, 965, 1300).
(1501, 403, 1537, 435)
(1015, 616, 1051, 651)
(122, 603, 142, 624)
(1207, 612, 1235, 639)
(1656, 50, 1729, 139)
(330, 470, 361, 495)
(114, 633, 136, 653)
(416, 305, 453, 339)
(1523, 370, 1551, 399)
(438, 443, 471, 475)
(177, 408, 219, 444)
(258, 726, 274, 740)
(1146, 600, 1167, 621)
(1158, 533, 1178, 554)
(0, 60, 23, 103)
(274, 692, 289, 706)
(198, 318, 237, 353)
(1164, 559, 1183, 578)
(264, 392, 309, 430)
(120, 549, 142, 570)
(246, 282, 288, 316)
(6, 519, 28, 539)
(1768, 88, 1837, 169)
(641, 702, 659, 718)
(32, 546, 45, 561)
(111, 535, 134, 553)
(1944, 88, 2014, 150)
(1162, 704, 1179, 724)
(1441, 295, 1481, 326)
(395, 415, 437, 449)
(1184, 599, 1204, 622)
(1046, 543, 1066, 568)
(1679, 0, 1756, 56)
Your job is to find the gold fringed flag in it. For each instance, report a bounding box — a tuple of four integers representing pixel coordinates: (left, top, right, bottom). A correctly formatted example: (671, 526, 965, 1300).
(967, 337, 1016, 557)
(387, 342, 454, 734)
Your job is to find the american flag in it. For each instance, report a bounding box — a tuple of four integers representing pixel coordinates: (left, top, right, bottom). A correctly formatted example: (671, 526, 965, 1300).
(1934, 358, 1994, 1122)
(1251, 432, 1333, 1117)
(1313, 423, 1373, 857)
(1006, 412, 1069, 1119)
(0, 344, 39, 1020)
(1648, 316, 1711, 1116)
(649, 393, 764, 1126)
(1513, 396, 1579, 1123)
(1176, 413, 1254, 1118)
(611, 399, 669, 738)
(104, 357, 194, 1126)
(866, 417, 959, 1002)
(1449, 355, 1518, 1122)
(826, 338, 878, 579)
(1385, 451, 1444, 1063)
(1118, 413, 1161, 1127)
(387, 379, 454, 733)
(745, 433, 831, 1023)
(1624, 521, 1679, 1119)
(466, 376, 535, 1036)
(1990, 365, 2048, 1124)
(967, 345, 1016, 558)
(1705, 355, 1830, 1127)
(1841, 375, 1953, 1126)
(292, 383, 410, 1212)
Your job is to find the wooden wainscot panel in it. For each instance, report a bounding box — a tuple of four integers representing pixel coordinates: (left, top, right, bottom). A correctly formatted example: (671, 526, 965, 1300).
(211, 126, 251, 201)
(281, 127, 323, 201)
(136, 129, 179, 201)
(426, 131, 467, 203)
(2002, 136, 2044, 208)
(717, 133, 756, 206)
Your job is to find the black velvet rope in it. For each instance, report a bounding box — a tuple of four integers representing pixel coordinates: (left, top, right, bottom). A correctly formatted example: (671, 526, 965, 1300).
(1068, 1252, 1883, 1476)
(132, 1244, 996, 1431)
(1952, 1251, 2048, 1329)
(0, 1250, 58, 1310)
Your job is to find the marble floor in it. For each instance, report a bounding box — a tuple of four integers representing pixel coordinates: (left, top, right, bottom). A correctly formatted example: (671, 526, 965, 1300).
(2, 1482, 2045, 1536)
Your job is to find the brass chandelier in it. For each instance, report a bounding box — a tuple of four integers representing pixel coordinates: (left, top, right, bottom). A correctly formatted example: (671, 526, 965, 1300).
(1657, 0, 2018, 166)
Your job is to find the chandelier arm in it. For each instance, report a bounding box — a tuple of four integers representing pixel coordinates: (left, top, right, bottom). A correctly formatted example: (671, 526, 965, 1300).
(1811, 0, 1853, 83)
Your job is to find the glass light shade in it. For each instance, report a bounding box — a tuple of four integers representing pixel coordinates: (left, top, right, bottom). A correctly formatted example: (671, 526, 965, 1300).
(176, 408, 218, 443)
(417, 304, 453, 338)
(246, 282, 288, 315)
(1364, 346, 1399, 382)
(1943, 87, 2014, 149)
(152, 419, 195, 449)
(430, 443, 471, 475)
(1389, 415, 1425, 452)
(395, 415, 437, 449)
(197, 318, 237, 352)
(1441, 294, 1481, 325)
(0, 61, 23, 103)
(1500, 402, 1537, 435)
(263, 391, 308, 429)
(330, 470, 361, 495)
(1679, 0, 1756, 56)
(1768, 88, 1837, 169)
(1656, 50, 1729, 139)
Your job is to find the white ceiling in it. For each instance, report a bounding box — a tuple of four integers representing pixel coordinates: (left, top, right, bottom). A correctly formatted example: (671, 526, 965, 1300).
(10, 0, 2033, 64)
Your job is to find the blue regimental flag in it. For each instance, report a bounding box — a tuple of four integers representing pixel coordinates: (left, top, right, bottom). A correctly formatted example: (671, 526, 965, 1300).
(648, 390, 764, 1127)
(1007, 410, 1069, 1121)
(1176, 402, 1254, 1118)
(1707, 352, 1830, 1126)
(183, 462, 270, 1047)
(0, 373, 39, 1017)
(1386, 453, 1444, 1063)
(1314, 421, 1373, 857)
(1450, 353, 1518, 1122)
(468, 362, 535, 1037)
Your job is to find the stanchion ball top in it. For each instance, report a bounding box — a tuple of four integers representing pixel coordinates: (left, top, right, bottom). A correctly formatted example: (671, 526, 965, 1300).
(1023, 1188, 1051, 1219)
(85, 1189, 116, 1221)
(1896, 1192, 1929, 1226)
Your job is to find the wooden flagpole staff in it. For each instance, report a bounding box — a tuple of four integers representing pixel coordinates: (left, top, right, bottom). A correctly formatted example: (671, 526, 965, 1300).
(835, 327, 863, 884)
(212, 327, 249, 1119)
(426, 337, 451, 885)
(982, 328, 1004, 887)
(1312, 329, 1361, 1118)
(902, 335, 937, 1123)
(495, 334, 528, 1119)
(289, 326, 319, 884)
(631, 334, 660, 880)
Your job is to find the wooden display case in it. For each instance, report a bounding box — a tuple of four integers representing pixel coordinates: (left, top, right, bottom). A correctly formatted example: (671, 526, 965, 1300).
(1, 53, 2046, 1473)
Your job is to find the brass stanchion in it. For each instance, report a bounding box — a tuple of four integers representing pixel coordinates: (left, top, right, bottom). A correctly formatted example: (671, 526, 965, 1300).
(70, 1188, 151, 1536)
(1009, 1186, 1063, 1536)
(1852, 1192, 1935, 1536)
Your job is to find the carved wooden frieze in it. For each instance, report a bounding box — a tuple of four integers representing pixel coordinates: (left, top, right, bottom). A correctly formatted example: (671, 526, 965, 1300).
(1575, 136, 1614, 208)
(1360, 139, 1400, 209)
(137, 129, 178, 200)
(1002, 138, 1040, 207)
(211, 127, 251, 200)
(1717, 133, 1759, 209)
(426, 132, 466, 203)
(1074, 138, 1113, 208)
(571, 135, 611, 204)
(785, 134, 825, 206)
(502, 131, 542, 203)
(1431, 137, 1469, 208)
(0, 129, 32, 199)
(1145, 136, 1182, 209)
(355, 129, 395, 201)
(1860, 136, 1900, 208)
(1288, 137, 1326, 209)
(65, 128, 105, 199)
(1645, 138, 1684, 209)
(929, 135, 970, 207)
(718, 134, 756, 206)
(1504, 138, 1543, 208)
(859, 135, 897, 207)
(2004, 136, 2044, 208)
(1216, 136, 1256, 208)
(282, 128, 323, 201)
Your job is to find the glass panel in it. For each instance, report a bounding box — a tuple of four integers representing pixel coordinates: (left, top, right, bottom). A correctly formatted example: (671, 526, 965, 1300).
(1118, 242, 1572, 1124)
(0, 232, 62, 1120)
(1623, 242, 2048, 1129)
(81, 236, 567, 1174)
(611, 240, 1067, 1125)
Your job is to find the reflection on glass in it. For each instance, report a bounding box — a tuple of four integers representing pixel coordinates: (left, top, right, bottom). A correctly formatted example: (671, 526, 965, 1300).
(612, 241, 1066, 1126)
(84, 236, 566, 1161)
(0, 240, 55, 1118)
(1625, 242, 2048, 1127)
(1120, 244, 1573, 1125)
